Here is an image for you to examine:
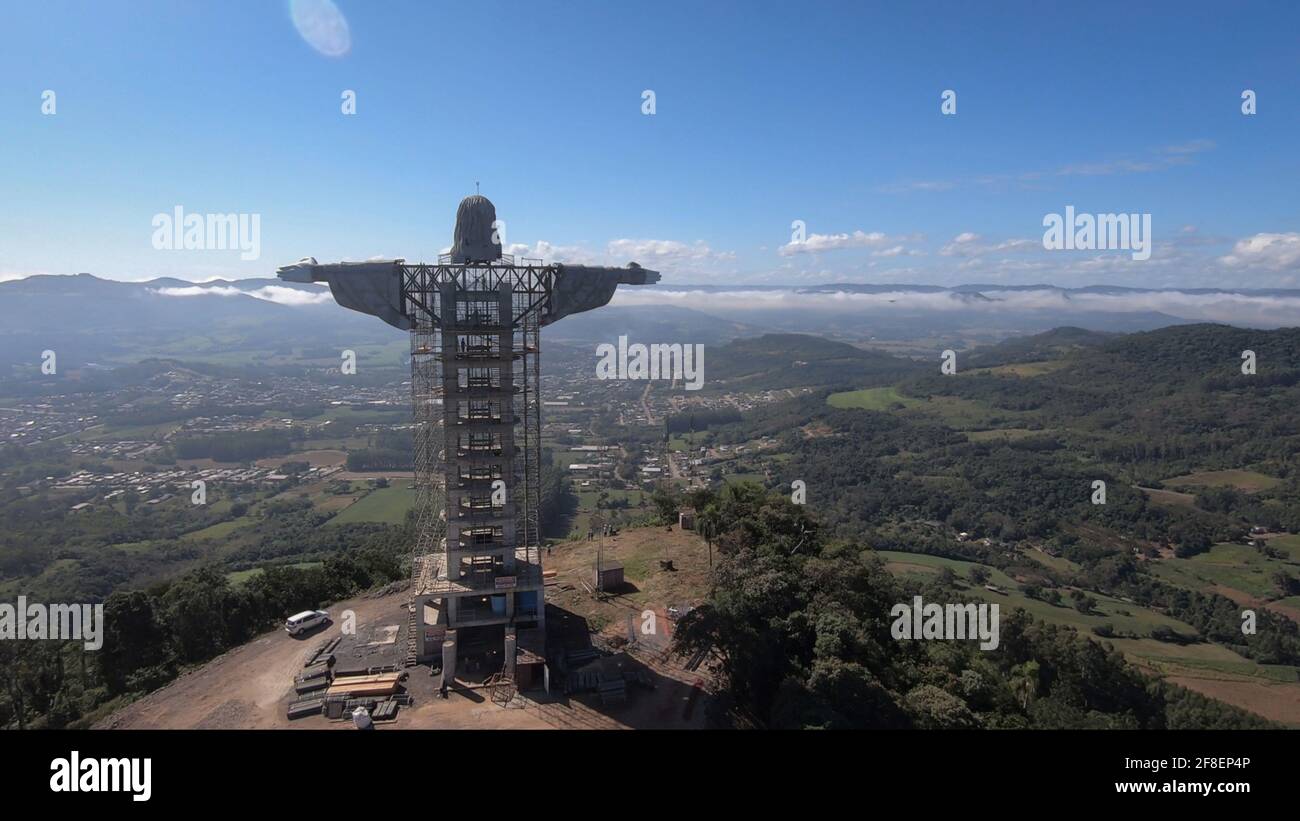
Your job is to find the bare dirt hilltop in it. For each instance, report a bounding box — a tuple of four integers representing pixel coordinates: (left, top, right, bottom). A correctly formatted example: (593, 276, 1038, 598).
(97, 588, 556, 730)
(98, 526, 715, 730)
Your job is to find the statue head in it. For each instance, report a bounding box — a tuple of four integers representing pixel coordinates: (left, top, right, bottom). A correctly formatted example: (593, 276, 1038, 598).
(449, 194, 503, 264)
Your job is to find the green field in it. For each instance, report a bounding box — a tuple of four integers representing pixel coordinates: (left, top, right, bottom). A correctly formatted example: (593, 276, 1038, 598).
(874, 550, 1199, 638)
(1149, 542, 1300, 600)
(668, 432, 709, 452)
(1266, 534, 1300, 561)
(1024, 549, 1079, 573)
(328, 484, 413, 525)
(1139, 486, 1197, 508)
(827, 386, 921, 411)
(315, 406, 410, 425)
(1107, 637, 1299, 682)
(180, 518, 248, 542)
(974, 360, 1069, 377)
(1163, 470, 1281, 493)
(226, 561, 322, 586)
(871, 547, 1300, 718)
(565, 485, 650, 538)
(80, 421, 182, 441)
(110, 540, 155, 553)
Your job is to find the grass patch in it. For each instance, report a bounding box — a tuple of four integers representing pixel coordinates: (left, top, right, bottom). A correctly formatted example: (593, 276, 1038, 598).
(226, 561, 323, 586)
(1149, 542, 1300, 600)
(180, 518, 248, 542)
(1139, 486, 1197, 509)
(1163, 470, 1281, 493)
(972, 360, 1069, 377)
(328, 484, 413, 525)
(827, 386, 921, 411)
(874, 550, 1199, 637)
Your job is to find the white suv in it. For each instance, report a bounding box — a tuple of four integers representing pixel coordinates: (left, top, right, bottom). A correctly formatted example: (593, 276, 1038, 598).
(285, 610, 330, 636)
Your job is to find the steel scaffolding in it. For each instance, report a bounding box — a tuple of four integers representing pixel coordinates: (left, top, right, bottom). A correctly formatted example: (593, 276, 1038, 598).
(402, 256, 553, 664)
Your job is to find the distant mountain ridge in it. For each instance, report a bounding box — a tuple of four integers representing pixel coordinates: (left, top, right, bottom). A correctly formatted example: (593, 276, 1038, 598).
(2, 274, 1297, 374)
(640, 281, 1300, 298)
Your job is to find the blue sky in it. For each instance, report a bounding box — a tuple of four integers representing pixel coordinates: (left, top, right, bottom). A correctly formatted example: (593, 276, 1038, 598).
(1, 0, 1298, 287)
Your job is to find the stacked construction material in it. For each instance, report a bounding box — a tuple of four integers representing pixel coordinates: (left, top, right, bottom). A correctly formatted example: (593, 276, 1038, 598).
(287, 643, 342, 719)
(308, 637, 341, 668)
(325, 671, 405, 699)
(287, 698, 324, 719)
(294, 663, 332, 696)
(371, 700, 400, 722)
(317, 694, 406, 722)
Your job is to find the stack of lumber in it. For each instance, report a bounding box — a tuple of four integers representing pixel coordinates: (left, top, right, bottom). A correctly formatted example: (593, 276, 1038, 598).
(325, 671, 404, 699)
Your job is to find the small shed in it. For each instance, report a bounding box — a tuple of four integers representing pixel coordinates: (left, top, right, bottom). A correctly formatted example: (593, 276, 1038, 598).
(596, 561, 624, 592)
(678, 508, 696, 530)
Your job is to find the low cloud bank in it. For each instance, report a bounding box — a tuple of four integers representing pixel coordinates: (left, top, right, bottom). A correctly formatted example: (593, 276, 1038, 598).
(609, 287, 1300, 327)
(151, 284, 334, 307)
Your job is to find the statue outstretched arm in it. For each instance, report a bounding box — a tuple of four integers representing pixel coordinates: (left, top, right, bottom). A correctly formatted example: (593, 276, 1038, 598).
(277, 257, 410, 331)
(276, 256, 660, 329)
(547, 262, 661, 324)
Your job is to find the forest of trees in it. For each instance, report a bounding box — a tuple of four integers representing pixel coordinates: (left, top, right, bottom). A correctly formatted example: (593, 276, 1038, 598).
(0, 522, 408, 729)
(346, 429, 414, 471)
(539, 455, 576, 539)
(671, 484, 1274, 729)
(686, 324, 1300, 685)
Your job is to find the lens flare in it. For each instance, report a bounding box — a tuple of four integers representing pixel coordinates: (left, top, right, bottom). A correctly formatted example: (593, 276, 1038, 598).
(290, 0, 351, 57)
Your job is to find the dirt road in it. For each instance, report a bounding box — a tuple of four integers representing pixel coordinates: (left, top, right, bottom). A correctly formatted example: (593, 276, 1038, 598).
(97, 591, 413, 729)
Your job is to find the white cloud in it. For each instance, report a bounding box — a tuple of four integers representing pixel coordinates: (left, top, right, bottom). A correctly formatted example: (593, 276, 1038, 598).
(779, 230, 900, 256)
(606, 238, 733, 264)
(151, 284, 334, 306)
(939, 233, 1036, 257)
(504, 240, 599, 265)
(503, 238, 735, 280)
(609, 286, 1300, 326)
(1219, 232, 1300, 271)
